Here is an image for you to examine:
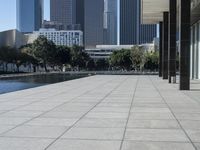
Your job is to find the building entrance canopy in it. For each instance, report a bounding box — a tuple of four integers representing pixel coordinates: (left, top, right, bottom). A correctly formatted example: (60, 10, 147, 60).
(141, 0, 169, 24)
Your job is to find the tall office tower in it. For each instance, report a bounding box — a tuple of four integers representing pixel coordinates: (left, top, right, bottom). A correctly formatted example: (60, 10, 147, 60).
(76, 0, 85, 32)
(84, 0, 104, 48)
(103, 0, 118, 45)
(120, 0, 156, 45)
(16, 0, 43, 33)
(139, 25, 157, 44)
(50, 0, 76, 29)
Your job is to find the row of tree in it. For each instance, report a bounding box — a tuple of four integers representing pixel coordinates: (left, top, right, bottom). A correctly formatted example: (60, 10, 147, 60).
(109, 46, 159, 71)
(0, 36, 159, 73)
(0, 36, 112, 72)
(0, 46, 37, 72)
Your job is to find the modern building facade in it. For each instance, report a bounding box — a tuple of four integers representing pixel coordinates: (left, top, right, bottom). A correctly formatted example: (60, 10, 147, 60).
(50, 0, 76, 29)
(141, 0, 197, 90)
(84, 0, 104, 48)
(0, 29, 26, 48)
(31, 29, 83, 47)
(85, 45, 134, 60)
(86, 44, 156, 60)
(120, 0, 156, 45)
(16, 0, 43, 33)
(103, 0, 118, 45)
(76, 0, 85, 32)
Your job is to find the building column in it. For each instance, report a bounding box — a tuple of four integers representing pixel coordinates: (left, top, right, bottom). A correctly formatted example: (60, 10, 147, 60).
(162, 12, 169, 80)
(168, 0, 177, 83)
(179, 0, 191, 90)
(159, 22, 163, 77)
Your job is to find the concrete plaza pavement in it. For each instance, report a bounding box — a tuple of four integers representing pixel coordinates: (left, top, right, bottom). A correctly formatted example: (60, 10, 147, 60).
(0, 75, 200, 150)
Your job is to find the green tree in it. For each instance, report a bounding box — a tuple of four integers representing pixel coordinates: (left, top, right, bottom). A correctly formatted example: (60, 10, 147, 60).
(20, 44, 39, 72)
(70, 45, 89, 70)
(86, 59, 95, 71)
(32, 36, 56, 72)
(0, 47, 18, 72)
(54, 46, 71, 70)
(130, 46, 145, 71)
(144, 51, 159, 71)
(95, 59, 109, 70)
(110, 49, 132, 70)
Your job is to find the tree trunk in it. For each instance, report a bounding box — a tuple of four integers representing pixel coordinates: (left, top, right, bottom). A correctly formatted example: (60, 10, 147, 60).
(44, 63, 48, 72)
(5, 63, 8, 72)
(33, 66, 36, 72)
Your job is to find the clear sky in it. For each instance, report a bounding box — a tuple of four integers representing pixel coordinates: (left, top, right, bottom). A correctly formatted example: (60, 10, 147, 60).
(0, 0, 158, 37)
(0, 0, 50, 32)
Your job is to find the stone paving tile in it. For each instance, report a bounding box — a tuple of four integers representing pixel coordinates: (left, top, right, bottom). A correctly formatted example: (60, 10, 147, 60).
(3, 125, 69, 138)
(91, 107, 130, 113)
(0, 75, 200, 150)
(129, 112, 175, 120)
(124, 129, 189, 142)
(0, 137, 54, 150)
(194, 143, 200, 150)
(25, 118, 79, 127)
(0, 126, 15, 134)
(130, 107, 170, 113)
(185, 130, 200, 142)
(40, 111, 85, 119)
(75, 118, 127, 128)
(62, 127, 124, 140)
(174, 113, 200, 120)
(127, 120, 180, 129)
(0, 117, 31, 126)
(179, 120, 200, 130)
(85, 112, 128, 119)
(121, 141, 196, 150)
(47, 139, 121, 150)
(0, 110, 44, 118)
(133, 103, 167, 108)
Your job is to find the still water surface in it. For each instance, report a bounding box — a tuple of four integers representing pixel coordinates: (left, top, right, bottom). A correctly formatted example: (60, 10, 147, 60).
(0, 74, 87, 94)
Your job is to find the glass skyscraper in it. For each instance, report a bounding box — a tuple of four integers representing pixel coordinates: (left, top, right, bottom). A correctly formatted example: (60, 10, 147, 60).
(120, 0, 156, 45)
(16, 0, 43, 33)
(84, 0, 104, 48)
(103, 0, 118, 45)
(50, 0, 76, 29)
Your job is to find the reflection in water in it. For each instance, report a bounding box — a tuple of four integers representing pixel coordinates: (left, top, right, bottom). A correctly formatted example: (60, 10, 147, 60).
(0, 74, 87, 94)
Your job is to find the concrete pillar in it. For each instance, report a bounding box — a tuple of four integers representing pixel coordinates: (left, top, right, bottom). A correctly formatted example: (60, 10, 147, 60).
(159, 22, 163, 77)
(179, 0, 191, 90)
(168, 0, 177, 83)
(162, 12, 169, 80)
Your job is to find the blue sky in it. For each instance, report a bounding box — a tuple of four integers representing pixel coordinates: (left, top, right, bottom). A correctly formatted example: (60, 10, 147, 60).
(0, 0, 158, 37)
(0, 0, 50, 32)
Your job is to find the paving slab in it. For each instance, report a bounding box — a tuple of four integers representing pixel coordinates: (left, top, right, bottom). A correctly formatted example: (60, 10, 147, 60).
(121, 141, 195, 150)
(0, 75, 199, 150)
(0, 137, 54, 150)
(47, 139, 121, 150)
(61, 127, 124, 140)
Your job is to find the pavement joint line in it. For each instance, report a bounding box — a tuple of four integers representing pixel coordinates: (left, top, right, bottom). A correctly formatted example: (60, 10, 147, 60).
(0, 135, 197, 143)
(119, 76, 139, 150)
(0, 135, 56, 140)
(0, 77, 116, 136)
(149, 76, 198, 150)
(44, 76, 130, 150)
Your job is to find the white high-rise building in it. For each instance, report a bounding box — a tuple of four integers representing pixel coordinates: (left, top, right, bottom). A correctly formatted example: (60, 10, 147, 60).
(28, 29, 83, 47)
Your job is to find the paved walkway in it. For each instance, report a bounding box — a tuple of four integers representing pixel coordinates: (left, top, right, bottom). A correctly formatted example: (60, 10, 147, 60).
(0, 75, 200, 150)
